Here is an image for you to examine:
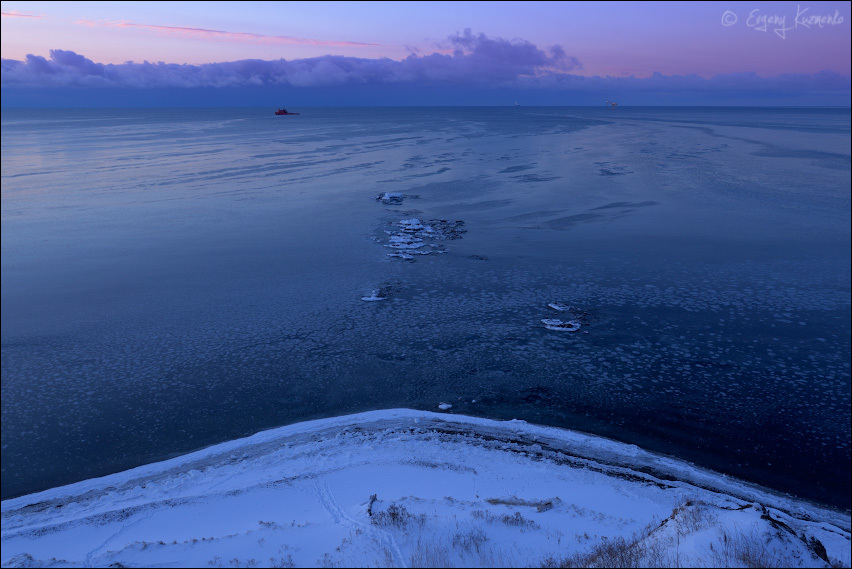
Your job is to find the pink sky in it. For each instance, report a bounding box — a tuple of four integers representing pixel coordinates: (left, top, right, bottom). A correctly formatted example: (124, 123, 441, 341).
(2, 1, 850, 78)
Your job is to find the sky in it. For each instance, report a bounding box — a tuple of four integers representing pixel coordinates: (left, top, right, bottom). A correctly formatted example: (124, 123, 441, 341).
(1, 1, 850, 106)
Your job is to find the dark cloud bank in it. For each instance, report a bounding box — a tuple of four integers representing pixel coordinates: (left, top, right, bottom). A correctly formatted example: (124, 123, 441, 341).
(1, 30, 849, 106)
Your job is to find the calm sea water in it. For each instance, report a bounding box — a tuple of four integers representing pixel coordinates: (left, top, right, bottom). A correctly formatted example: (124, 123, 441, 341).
(2, 107, 850, 510)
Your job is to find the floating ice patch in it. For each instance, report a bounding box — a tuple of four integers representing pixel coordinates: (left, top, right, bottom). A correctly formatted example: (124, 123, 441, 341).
(362, 290, 387, 301)
(382, 218, 466, 261)
(397, 219, 424, 231)
(541, 319, 582, 332)
(388, 234, 422, 243)
(438, 402, 452, 410)
(375, 192, 404, 205)
(385, 234, 425, 249)
(548, 302, 571, 311)
(394, 219, 466, 240)
(420, 219, 466, 240)
(362, 285, 399, 301)
(386, 252, 414, 260)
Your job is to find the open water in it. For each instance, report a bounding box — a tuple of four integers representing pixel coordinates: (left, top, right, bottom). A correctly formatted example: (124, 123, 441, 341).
(1, 107, 850, 510)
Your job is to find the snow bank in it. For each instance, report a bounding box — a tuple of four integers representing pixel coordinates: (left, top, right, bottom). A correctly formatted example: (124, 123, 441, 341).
(2, 410, 849, 568)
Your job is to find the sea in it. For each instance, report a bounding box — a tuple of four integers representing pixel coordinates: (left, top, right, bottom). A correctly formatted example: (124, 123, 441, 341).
(1, 106, 850, 511)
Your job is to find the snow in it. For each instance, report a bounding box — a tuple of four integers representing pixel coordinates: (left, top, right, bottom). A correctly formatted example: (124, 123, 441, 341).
(2, 409, 849, 568)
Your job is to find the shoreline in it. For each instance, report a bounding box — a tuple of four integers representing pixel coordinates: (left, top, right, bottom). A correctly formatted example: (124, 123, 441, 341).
(5, 409, 848, 521)
(3, 409, 849, 567)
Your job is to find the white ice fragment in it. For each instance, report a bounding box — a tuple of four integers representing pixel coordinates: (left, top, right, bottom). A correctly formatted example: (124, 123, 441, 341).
(362, 290, 387, 301)
(387, 252, 414, 260)
(385, 234, 425, 249)
(388, 234, 423, 243)
(548, 302, 571, 311)
(376, 192, 404, 204)
(541, 318, 581, 332)
(438, 402, 452, 410)
(398, 219, 424, 231)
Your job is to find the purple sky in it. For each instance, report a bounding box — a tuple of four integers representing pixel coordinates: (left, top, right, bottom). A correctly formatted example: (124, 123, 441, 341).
(1, 1, 850, 106)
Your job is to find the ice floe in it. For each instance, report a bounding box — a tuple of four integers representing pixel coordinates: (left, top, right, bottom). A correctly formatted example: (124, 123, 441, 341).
(395, 218, 466, 240)
(543, 301, 592, 332)
(379, 218, 465, 261)
(397, 218, 425, 231)
(375, 192, 405, 205)
(385, 235, 425, 249)
(361, 285, 400, 302)
(371, 189, 470, 271)
(365, 197, 468, 302)
(361, 290, 387, 301)
(541, 318, 582, 332)
(375, 192, 419, 205)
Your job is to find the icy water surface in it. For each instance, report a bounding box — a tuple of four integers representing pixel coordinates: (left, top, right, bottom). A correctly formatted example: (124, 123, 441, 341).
(2, 107, 850, 510)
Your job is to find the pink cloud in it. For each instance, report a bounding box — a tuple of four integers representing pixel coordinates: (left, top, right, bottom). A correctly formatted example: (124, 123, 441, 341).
(75, 19, 384, 49)
(1, 11, 42, 19)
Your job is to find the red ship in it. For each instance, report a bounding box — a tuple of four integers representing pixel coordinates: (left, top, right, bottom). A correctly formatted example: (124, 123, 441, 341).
(274, 108, 300, 115)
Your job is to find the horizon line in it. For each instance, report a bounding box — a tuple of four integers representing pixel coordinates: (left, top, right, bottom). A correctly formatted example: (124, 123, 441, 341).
(3, 104, 851, 110)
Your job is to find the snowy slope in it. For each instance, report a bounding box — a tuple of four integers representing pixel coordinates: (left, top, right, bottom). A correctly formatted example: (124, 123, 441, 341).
(2, 409, 849, 568)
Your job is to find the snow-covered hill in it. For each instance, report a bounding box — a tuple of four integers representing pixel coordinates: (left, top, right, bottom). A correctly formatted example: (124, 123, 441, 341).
(2, 410, 849, 568)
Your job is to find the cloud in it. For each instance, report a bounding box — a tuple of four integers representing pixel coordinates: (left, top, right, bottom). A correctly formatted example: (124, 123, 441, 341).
(1, 31, 584, 89)
(1, 30, 848, 103)
(75, 19, 383, 48)
(446, 28, 581, 74)
(391, 28, 582, 85)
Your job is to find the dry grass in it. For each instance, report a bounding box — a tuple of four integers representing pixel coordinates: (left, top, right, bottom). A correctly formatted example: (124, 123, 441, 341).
(486, 496, 560, 512)
(370, 502, 426, 529)
(538, 498, 835, 569)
